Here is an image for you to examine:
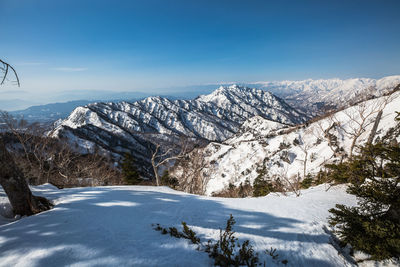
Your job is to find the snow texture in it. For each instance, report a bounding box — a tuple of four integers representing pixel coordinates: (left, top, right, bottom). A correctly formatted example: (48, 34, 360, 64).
(0, 184, 358, 266)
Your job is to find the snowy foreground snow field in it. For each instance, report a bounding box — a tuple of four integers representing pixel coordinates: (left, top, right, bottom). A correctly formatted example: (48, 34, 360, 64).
(0, 184, 358, 266)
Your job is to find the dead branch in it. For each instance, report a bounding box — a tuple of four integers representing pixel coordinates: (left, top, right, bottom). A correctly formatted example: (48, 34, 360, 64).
(0, 59, 20, 87)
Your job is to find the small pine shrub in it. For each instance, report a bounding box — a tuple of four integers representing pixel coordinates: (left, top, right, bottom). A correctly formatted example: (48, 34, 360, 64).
(266, 247, 279, 260)
(238, 240, 258, 267)
(205, 215, 261, 266)
(300, 175, 313, 189)
(182, 222, 200, 244)
(161, 171, 179, 189)
(238, 179, 253, 197)
(329, 138, 400, 260)
(121, 152, 140, 184)
(314, 169, 329, 185)
(154, 215, 288, 266)
(154, 222, 200, 245)
(168, 227, 181, 238)
(253, 166, 274, 197)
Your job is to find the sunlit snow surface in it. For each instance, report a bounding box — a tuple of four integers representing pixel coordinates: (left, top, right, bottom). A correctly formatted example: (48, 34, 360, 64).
(186, 91, 400, 195)
(0, 184, 359, 266)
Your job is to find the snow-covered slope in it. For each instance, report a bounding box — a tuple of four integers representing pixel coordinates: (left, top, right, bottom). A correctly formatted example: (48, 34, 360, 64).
(52, 85, 307, 164)
(0, 183, 357, 266)
(248, 75, 400, 115)
(172, 91, 400, 195)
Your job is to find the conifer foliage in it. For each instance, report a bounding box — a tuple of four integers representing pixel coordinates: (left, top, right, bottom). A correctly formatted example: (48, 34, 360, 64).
(252, 165, 274, 197)
(154, 215, 288, 266)
(328, 114, 400, 260)
(121, 152, 141, 184)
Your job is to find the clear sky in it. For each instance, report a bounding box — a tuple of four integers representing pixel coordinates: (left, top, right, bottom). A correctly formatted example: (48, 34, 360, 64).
(1, 0, 400, 102)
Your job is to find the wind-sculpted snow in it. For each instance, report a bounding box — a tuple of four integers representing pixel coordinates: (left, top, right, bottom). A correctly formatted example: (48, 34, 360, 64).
(52, 85, 307, 165)
(171, 91, 400, 195)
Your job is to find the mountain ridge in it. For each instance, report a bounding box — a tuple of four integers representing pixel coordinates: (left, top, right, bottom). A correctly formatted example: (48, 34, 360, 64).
(170, 90, 400, 195)
(52, 86, 307, 177)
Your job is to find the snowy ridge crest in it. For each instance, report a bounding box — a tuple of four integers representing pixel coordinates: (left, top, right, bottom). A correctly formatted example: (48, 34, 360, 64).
(52, 86, 307, 167)
(171, 91, 400, 195)
(247, 75, 400, 115)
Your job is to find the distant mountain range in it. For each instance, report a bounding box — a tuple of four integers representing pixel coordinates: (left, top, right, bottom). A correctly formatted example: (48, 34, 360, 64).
(0, 99, 41, 112)
(10, 100, 95, 123)
(6, 75, 400, 182)
(244, 75, 400, 115)
(6, 75, 400, 122)
(6, 89, 217, 123)
(51, 85, 307, 176)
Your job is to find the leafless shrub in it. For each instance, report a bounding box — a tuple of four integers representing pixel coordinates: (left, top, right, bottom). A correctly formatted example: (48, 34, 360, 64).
(150, 136, 192, 186)
(211, 180, 253, 198)
(332, 94, 394, 157)
(174, 147, 211, 194)
(1, 113, 122, 187)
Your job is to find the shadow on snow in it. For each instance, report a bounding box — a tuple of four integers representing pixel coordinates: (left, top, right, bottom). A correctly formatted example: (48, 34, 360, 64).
(0, 186, 342, 266)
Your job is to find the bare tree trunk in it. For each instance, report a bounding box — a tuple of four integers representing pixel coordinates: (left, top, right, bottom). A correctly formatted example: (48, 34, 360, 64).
(367, 110, 383, 145)
(0, 139, 53, 216)
(151, 157, 160, 186)
(303, 150, 308, 179)
(150, 139, 190, 186)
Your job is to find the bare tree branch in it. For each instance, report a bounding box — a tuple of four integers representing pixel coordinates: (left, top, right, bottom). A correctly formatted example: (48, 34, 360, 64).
(150, 137, 191, 186)
(0, 59, 20, 87)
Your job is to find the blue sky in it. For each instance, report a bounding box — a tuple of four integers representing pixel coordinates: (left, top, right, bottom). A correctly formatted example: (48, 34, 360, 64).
(1, 0, 400, 103)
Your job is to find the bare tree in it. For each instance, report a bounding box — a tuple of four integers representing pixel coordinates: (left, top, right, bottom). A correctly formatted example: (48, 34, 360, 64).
(2, 111, 122, 188)
(0, 112, 34, 168)
(311, 114, 343, 157)
(278, 165, 301, 197)
(175, 148, 210, 194)
(296, 134, 311, 179)
(150, 137, 190, 186)
(0, 59, 20, 87)
(0, 59, 52, 216)
(333, 94, 393, 158)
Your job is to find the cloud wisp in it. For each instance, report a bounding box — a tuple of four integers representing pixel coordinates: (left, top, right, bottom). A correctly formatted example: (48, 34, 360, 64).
(16, 62, 45, 66)
(53, 67, 88, 72)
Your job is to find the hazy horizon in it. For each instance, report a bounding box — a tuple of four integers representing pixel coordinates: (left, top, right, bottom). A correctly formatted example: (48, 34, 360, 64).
(2, 74, 400, 111)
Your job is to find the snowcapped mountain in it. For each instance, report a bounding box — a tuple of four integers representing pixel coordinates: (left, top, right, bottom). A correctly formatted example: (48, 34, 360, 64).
(245, 75, 400, 115)
(52, 85, 307, 173)
(171, 90, 400, 195)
